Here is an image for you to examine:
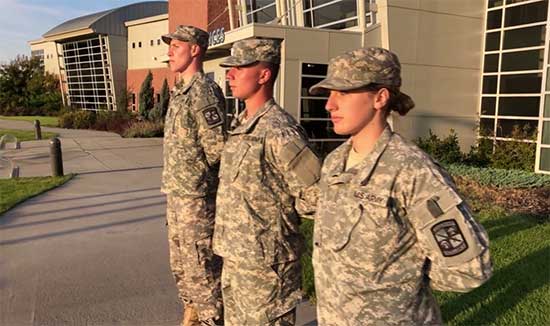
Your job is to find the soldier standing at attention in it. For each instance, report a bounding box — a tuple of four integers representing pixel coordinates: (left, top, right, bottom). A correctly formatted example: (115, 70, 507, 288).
(161, 25, 226, 326)
(308, 47, 492, 326)
(212, 38, 321, 325)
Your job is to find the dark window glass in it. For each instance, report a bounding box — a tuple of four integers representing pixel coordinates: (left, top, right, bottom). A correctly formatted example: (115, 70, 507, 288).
(500, 73, 542, 93)
(501, 50, 544, 71)
(488, 0, 504, 7)
(150, 40, 154, 46)
(481, 97, 496, 115)
(305, 0, 357, 28)
(487, 9, 502, 29)
(483, 76, 498, 94)
(138, 42, 142, 48)
(302, 63, 328, 76)
(132, 93, 136, 104)
(302, 77, 326, 96)
(505, 1, 548, 27)
(479, 118, 495, 136)
(158, 39, 161, 45)
(503, 25, 545, 49)
(541, 121, 550, 145)
(507, 0, 532, 4)
(301, 99, 329, 118)
(300, 120, 348, 140)
(498, 97, 540, 116)
(540, 148, 550, 171)
(249, 3, 276, 23)
(545, 94, 550, 117)
(496, 119, 538, 138)
(484, 54, 499, 72)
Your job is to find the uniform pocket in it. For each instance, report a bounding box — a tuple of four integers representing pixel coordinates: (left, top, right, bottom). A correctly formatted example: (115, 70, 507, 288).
(229, 142, 249, 182)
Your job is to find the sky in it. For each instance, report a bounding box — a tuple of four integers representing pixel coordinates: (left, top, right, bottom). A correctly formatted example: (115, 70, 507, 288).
(0, 0, 157, 63)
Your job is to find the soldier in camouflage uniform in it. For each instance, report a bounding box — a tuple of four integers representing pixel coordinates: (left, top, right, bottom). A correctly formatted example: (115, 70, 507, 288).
(212, 38, 321, 325)
(307, 47, 493, 325)
(161, 25, 226, 326)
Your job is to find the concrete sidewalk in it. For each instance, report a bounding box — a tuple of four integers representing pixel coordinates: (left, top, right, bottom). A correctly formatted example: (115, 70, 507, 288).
(0, 119, 317, 325)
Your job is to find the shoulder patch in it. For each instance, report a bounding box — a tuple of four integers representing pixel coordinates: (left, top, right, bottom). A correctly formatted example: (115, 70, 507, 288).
(431, 219, 469, 257)
(201, 105, 223, 128)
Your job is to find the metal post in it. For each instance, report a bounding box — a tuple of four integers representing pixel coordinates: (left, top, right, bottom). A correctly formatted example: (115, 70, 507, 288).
(50, 137, 64, 177)
(34, 119, 42, 140)
(10, 164, 19, 178)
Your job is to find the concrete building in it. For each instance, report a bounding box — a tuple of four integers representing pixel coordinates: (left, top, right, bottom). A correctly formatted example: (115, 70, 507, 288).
(30, 0, 550, 173)
(29, 1, 168, 111)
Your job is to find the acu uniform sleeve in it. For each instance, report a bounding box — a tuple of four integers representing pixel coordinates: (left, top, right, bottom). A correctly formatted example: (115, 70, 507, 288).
(193, 93, 227, 167)
(406, 168, 492, 292)
(267, 128, 322, 218)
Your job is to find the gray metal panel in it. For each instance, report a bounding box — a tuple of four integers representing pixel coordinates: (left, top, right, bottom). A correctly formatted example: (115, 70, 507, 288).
(43, 1, 167, 38)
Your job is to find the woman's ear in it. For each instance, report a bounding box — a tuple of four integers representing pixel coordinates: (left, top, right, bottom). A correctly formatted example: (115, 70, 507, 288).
(373, 88, 390, 111)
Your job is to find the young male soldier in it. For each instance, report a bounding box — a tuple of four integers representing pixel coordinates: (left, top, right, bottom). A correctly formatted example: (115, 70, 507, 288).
(212, 38, 321, 325)
(161, 25, 226, 326)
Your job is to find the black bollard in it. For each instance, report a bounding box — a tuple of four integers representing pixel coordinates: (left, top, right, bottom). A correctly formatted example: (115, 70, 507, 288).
(34, 120, 42, 140)
(50, 137, 64, 177)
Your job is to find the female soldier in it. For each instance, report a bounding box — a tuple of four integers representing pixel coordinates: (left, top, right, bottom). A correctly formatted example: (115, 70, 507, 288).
(308, 47, 492, 326)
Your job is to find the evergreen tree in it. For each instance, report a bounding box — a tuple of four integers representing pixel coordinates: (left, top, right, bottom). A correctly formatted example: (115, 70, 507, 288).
(159, 78, 170, 118)
(139, 71, 154, 119)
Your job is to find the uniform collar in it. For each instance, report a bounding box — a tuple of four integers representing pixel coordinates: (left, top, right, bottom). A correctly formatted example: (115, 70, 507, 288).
(326, 125, 393, 186)
(173, 71, 203, 96)
(230, 98, 275, 135)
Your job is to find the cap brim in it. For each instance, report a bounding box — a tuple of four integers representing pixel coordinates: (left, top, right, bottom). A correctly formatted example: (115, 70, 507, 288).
(309, 78, 370, 95)
(219, 56, 258, 68)
(161, 33, 192, 45)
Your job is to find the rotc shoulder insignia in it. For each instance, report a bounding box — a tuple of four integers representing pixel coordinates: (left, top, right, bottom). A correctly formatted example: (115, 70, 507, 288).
(201, 106, 222, 127)
(431, 219, 468, 257)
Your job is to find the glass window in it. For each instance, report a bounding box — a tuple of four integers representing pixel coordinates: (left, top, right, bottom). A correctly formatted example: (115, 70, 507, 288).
(496, 119, 538, 138)
(158, 39, 161, 45)
(484, 54, 499, 72)
(488, 0, 504, 7)
(503, 25, 545, 49)
(546, 67, 550, 91)
(483, 76, 498, 94)
(304, 0, 358, 29)
(498, 97, 540, 117)
(504, 1, 548, 27)
(301, 77, 325, 96)
(245, 0, 276, 24)
(481, 97, 497, 115)
(501, 50, 544, 71)
(480, 118, 495, 136)
(302, 63, 328, 76)
(542, 121, 550, 145)
(540, 148, 550, 171)
(301, 120, 347, 139)
(545, 94, 550, 117)
(500, 73, 542, 93)
(150, 40, 154, 46)
(487, 9, 502, 29)
(138, 42, 142, 48)
(301, 99, 329, 118)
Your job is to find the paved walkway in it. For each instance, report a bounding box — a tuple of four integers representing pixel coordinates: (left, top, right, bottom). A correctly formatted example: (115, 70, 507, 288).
(0, 119, 317, 326)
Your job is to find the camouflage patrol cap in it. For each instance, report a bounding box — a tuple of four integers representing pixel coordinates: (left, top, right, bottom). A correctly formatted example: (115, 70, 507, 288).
(309, 47, 414, 114)
(162, 25, 209, 49)
(220, 38, 281, 67)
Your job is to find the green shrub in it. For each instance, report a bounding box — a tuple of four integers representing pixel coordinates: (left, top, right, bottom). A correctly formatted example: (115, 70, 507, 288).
(94, 109, 133, 134)
(446, 164, 550, 189)
(72, 110, 96, 129)
(415, 129, 463, 164)
(123, 120, 164, 138)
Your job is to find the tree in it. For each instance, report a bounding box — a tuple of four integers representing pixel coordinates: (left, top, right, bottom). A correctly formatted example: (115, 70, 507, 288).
(116, 87, 133, 113)
(139, 70, 154, 119)
(0, 55, 62, 116)
(159, 78, 170, 118)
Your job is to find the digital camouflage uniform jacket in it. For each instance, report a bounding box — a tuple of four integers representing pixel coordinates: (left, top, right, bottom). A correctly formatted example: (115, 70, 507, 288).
(161, 71, 226, 197)
(313, 127, 492, 326)
(213, 99, 321, 265)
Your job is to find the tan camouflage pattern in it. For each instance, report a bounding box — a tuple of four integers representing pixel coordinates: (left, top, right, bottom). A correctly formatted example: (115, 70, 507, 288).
(313, 126, 492, 326)
(166, 195, 223, 323)
(213, 98, 321, 325)
(220, 38, 281, 67)
(162, 71, 226, 323)
(309, 47, 415, 113)
(162, 25, 210, 49)
(161, 71, 226, 197)
(221, 259, 301, 326)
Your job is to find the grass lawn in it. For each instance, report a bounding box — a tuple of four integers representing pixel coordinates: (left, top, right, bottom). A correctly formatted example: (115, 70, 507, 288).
(1, 128, 58, 142)
(0, 175, 72, 215)
(300, 206, 550, 326)
(0, 115, 58, 127)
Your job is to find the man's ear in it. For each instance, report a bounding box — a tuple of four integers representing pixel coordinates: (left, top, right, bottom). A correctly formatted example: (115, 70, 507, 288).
(258, 66, 272, 85)
(190, 44, 202, 58)
(373, 88, 390, 111)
